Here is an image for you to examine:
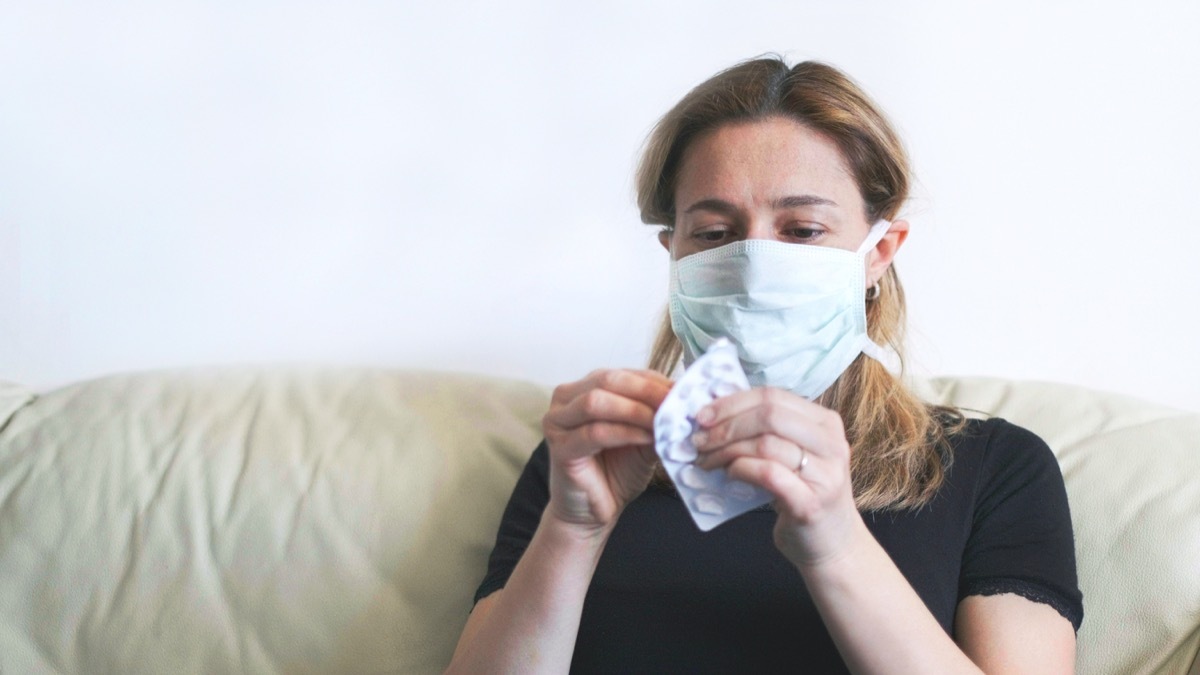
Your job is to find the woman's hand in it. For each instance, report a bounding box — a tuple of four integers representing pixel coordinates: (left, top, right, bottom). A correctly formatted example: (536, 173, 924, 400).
(690, 387, 864, 568)
(542, 369, 674, 537)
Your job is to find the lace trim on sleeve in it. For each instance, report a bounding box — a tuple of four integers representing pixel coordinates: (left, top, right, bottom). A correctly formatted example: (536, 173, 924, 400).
(964, 579, 1083, 632)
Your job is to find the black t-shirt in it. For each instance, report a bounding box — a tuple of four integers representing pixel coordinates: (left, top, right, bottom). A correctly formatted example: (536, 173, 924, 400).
(474, 417, 1083, 673)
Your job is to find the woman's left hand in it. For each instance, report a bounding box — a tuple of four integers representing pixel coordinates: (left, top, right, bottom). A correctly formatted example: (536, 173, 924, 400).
(690, 387, 865, 568)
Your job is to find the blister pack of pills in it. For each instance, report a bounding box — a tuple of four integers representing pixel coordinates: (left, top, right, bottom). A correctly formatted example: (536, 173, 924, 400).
(653, 338, 774, 531)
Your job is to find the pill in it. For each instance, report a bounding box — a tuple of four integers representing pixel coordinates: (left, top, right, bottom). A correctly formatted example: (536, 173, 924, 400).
(724, 480, 756, 501)
(665, 440, 698, 462)
(679, 464, 713, 489)
(684, 389, 714, 410)
(711, 360, 737, 376)
(709, 380, 739, 397)
(656, 416, 692, 444)
(693, 493, 726, 515)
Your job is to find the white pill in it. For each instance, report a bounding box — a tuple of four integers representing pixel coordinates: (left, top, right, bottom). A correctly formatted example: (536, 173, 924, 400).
(707, 357, 737, 375)
(679, 464, 713, 489)
(709, 380, 739, 398)
(684, 389, 714, 412)
(665, 440, 698, 462)
(724, 480, 756, 501)
(656, 416, 692, 444)
(693, 493, 726, 515)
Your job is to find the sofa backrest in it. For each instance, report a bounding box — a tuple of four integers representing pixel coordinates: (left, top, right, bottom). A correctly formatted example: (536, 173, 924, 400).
(0, 371, 1196, 674)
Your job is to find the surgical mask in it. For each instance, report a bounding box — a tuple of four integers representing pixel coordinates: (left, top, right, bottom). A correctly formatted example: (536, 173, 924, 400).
(667, 221, 892, 400)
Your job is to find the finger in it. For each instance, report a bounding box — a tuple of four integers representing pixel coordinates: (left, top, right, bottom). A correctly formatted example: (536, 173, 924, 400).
(693, 389, 845, 459)
(693, 433, 804, 471)
(551, 422, 655, 461)
(693, 387, 790, 426)
(696, 387, 824, 429)
(550, 387, 659, 431)
(606, 369, 674, 409)
(552, 369, 674, 411)
(724, 456, 815, 516)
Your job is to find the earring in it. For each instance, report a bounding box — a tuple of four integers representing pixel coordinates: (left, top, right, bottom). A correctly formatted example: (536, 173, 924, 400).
(865, 283, 881, 301)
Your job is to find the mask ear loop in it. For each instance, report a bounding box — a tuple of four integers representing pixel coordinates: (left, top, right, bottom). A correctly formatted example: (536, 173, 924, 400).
(857, 220, 895, 366)
(856, 220, 892, 256)
(858, 219, 892, 291)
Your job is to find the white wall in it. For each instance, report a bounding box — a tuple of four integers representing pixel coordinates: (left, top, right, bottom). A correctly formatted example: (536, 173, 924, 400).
(2, 0, 1197, 412)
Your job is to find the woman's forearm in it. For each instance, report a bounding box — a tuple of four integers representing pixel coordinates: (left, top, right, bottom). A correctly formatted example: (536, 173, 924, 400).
(798, 517, 982, 675)
(446, 513, 610, 674)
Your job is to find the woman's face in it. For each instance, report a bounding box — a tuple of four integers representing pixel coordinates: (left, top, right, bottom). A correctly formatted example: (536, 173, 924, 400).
(661, 116, 906, 282)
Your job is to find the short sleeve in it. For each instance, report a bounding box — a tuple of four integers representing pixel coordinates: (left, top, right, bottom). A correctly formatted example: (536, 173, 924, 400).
(472, 441, 551, 605)
(959, 419, 1084, 630)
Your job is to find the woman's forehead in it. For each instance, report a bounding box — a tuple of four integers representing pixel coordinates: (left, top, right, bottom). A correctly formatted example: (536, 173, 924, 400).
(674, 118, 862, 213)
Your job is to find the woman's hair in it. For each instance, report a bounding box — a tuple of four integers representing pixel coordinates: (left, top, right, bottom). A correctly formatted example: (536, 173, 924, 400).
(638, 56, 963, 511)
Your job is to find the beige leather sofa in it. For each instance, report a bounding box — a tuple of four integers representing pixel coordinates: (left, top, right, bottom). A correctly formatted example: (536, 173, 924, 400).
(0, 370, 1197, 674)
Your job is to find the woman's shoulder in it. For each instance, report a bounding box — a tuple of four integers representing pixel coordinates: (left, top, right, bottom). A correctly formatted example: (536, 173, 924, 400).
(945, 415, 1067, 508)
(950, 416, 1054, 461)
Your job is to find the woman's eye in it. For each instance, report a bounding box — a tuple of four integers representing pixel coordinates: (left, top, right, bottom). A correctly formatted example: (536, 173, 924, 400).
(693, 229, 731, 244)
(786, 225, 822, 241)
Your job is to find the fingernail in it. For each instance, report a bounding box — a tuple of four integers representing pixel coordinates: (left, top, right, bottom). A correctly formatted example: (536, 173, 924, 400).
(696, 407, 714, 425)
(691, 431, 707, 447)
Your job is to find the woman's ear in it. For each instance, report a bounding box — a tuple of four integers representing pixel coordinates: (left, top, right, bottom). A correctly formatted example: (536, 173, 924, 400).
(658, 229, 672, 252)
(866, 220, 910, 285)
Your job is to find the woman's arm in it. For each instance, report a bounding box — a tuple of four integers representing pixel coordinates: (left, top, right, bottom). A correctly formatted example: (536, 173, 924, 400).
(956, 593, 1076, 673)
(447, 512, 611, 673)
(797, 517, 1074, 673)
(693, 389, 1076, 674)
(445, 369, 672, 675)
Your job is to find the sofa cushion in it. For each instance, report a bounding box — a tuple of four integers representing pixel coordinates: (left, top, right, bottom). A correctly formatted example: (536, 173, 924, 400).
(923, 377, 1200, 675)
(0, 380, 34, 430)
(0, 369, 547, 674)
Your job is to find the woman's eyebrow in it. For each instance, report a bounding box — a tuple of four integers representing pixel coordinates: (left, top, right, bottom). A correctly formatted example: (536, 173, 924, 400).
(774, 194, 837, 209)
(683, 198, 740, 216)
(683, 194, 837, 216)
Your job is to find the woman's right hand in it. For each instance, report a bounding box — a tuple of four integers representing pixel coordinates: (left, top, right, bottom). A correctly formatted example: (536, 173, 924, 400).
(542, 369, 673, 536)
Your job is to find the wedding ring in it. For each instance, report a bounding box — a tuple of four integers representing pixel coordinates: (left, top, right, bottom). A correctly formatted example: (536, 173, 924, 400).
(796, 448, 809, 473)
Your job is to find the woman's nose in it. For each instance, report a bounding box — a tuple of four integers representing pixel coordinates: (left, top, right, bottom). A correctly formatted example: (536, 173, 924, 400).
(744, 221, 777, 242)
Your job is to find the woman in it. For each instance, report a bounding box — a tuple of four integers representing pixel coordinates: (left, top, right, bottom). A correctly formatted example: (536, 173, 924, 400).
(448, 57, 1082, 673)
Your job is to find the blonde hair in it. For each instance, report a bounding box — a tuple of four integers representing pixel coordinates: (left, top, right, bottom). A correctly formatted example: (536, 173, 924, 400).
(639, 56, 963, 510)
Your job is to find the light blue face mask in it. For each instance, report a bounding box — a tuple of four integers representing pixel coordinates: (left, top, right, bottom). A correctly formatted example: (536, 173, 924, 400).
(668, 221, 892, 400)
